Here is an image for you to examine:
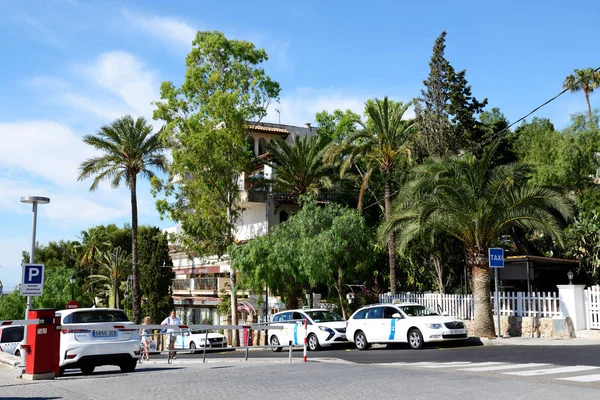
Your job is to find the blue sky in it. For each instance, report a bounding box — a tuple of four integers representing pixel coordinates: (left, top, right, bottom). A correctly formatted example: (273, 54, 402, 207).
(0, 0, 599, 291)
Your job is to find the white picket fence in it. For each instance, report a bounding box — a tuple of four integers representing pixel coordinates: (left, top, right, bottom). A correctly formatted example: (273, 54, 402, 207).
(585, 285, 600, 329)
(379, 292, 561, 320)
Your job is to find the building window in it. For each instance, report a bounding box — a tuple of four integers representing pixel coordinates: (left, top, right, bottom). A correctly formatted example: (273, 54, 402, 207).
(280, 210, 289, 223)
(258, 138, 267, 155)
(247, 136, 255, 156)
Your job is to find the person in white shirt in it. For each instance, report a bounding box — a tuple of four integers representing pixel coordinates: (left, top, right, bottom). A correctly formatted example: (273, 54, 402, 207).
(161, 310, 182, 358)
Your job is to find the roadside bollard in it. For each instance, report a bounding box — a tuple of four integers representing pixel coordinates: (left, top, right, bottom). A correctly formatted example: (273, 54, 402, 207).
(303, 318, 308, 363)
(288, 341, 293, 363)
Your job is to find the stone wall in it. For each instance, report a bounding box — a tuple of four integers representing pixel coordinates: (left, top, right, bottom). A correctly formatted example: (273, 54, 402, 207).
(463, 316, 574, 338)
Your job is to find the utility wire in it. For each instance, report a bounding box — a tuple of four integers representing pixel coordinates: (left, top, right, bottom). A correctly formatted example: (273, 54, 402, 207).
(461, 65, 600, 158)
(360, 66, 600, 211)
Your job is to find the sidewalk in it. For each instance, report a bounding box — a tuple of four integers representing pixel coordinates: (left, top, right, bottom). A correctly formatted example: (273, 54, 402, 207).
(479, 336, 600, 346)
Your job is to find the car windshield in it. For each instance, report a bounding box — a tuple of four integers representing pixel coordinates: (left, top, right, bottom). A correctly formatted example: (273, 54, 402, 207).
(400, 305, 439, 317)
(189, 329, 220, 335)
(63, 310, 129, 324)
(305, 310, 344, 322)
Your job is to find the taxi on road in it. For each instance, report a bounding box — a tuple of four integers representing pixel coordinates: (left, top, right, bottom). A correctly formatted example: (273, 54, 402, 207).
(346, 302, 468, 350)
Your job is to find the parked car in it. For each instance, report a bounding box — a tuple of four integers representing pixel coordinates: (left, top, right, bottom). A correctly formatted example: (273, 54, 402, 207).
(174, 329, 227, 351)
(0, 325, 24, 356)
(346, 303, 468, 350)
(57, 308, 140, 376)
(269, 309, 348, 352)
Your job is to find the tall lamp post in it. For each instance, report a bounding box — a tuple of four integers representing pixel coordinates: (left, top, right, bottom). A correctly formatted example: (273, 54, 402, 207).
(70, 274, 76, 300)
(20, 196, 50, 361)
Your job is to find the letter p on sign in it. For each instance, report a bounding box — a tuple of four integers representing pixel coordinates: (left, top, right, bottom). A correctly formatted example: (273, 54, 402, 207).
(21, 264, 45, 296)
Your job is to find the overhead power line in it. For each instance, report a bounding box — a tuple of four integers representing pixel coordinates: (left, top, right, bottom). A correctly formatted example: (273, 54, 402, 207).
(462, 65, 600, 157)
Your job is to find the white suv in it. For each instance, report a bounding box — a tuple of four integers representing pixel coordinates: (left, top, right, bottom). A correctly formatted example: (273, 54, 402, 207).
(57, 308, 140, 375)
(0, 326, 24, 356)
(269, 309, 348, 352)
(346, 303, 468, 350)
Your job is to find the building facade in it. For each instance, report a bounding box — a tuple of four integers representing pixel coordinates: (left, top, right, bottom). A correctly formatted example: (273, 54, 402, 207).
(165, 122, 315, 324)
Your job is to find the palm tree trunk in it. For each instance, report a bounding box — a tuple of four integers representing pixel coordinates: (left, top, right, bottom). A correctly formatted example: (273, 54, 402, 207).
(384, 182, 397, 294)
(465, 245, 495, 337)
(130, 174, 141, 324)
(336, 263, 347, 320)
(585, 90, 594, 127)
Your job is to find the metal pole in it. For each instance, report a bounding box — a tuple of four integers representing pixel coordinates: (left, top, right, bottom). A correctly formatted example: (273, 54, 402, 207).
(264, 286, 268, 346)
(288, 341, 292, 363)
(495, 267, 501, 338)
(22, 202, 38, 361)
(202, 330, 208, 363)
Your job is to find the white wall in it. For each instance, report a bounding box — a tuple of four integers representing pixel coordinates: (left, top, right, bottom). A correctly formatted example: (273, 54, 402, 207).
(234, 203, 268, 241)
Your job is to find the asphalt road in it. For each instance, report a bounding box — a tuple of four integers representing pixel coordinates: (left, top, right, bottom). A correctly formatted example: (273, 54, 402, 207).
(155, 340, 600, 366)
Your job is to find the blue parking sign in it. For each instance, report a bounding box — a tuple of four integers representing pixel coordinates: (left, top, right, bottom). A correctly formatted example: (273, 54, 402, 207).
(20, 264, 45, 296)
(488, 248, 504, 268)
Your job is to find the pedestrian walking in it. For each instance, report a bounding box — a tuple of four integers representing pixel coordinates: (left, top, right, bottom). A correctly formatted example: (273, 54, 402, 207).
(161, 310, 182, 360)
(139, 316, 154, 362)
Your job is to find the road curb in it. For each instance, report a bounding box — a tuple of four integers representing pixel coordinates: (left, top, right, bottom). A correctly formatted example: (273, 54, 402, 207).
(0, 353, 21, 368)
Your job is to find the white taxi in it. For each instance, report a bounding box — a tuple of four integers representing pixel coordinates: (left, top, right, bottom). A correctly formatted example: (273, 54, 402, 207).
(346, 303, 468, 350)
(0, 325, 24, 356)
(174, 329, 227, 351)
(269, 309, 348, 352)
(57, 308, 141, 376)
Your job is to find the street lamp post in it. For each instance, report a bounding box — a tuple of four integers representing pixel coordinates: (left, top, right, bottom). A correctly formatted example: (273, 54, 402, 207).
(70, 274, 76, 301)
(20, 196, 50, 363)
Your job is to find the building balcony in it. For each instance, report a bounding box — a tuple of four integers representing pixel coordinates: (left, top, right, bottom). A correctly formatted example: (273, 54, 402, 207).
(171, 277, 221, 294)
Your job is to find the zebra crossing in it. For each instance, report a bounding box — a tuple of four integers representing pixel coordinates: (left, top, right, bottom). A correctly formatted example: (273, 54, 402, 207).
(377, 361, 600, 384)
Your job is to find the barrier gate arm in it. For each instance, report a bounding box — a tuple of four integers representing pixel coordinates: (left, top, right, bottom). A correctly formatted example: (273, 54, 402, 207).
(0, 319, 40, 326)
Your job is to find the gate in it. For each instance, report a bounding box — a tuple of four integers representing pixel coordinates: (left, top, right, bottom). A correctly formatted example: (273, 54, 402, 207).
(585, 285, 600, 329)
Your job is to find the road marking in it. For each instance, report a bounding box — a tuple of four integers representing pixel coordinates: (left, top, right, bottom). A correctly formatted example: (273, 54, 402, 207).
(558, 374, 600, 382)
(458, 363, 549, 372)
(416, 362, 474, 368)
(505, 365, 599, 376)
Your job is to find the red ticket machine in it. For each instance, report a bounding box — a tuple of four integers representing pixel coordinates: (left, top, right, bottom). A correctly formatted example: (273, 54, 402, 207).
(24, 309, 60, 379)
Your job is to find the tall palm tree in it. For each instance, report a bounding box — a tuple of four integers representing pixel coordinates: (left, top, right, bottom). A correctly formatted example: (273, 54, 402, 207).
(78, 115, 168, 323)
(333, 97, 415, 294)
(76, 228, 110, 306)
(263, 134, 333, 196)
(563, 68, 600, 126)
(381, 142, 573, 337)
(88, 247, 130, 309)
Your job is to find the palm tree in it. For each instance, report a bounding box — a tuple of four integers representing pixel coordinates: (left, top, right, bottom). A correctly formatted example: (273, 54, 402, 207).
(563, 68, 600, 126)
(263, 134, 333, 196)
(381, 142, 573, 337)
(332, 97, 415, 294)
(88, 247, 130, 309)
(78, 115, 168, 323)
(76, 227, 110, 306)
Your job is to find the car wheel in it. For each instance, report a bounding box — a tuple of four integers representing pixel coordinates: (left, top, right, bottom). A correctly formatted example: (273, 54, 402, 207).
(14, 350, 20, 357)
(270, 336, 282, 352)
(354, 331, 369, 351)
(80, 365, 95, 375)
(307, 333, 320, 351)
(120, 359, 137, 373)
(408, 328, 424, 350)
(190, 341, 197, 353)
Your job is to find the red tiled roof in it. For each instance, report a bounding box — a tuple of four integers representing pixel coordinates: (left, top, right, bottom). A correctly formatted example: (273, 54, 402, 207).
(246, 124, 291, 135)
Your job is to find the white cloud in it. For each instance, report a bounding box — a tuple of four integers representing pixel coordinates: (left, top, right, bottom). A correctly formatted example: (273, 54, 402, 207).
(264, 88, 367, 126)
(264, 88, 416, 127)
(122, 9, 196, 48)
(74, 51, 160, 120)
(0, 121, 96, 185)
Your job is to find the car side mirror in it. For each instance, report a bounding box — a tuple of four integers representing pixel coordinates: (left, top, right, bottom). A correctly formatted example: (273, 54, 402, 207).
(392, 313, 403, 319)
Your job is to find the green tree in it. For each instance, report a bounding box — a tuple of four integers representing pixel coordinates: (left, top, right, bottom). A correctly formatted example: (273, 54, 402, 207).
(563, 67, 600, 126)
(333, 97, 415, 294)
(139, 226, 174, 325)
(414, 31, 487, 158)
(88, 247, 130, 309)
(263, 134, 333, 196)
(78, 115, 168, 323)
(566, 211, 600, 284)
(233, 198, 371, 317)
(153, 31, 280, 345)
(381, 142, 573, 337)
(75, 227, 110, 305)
(315, 109, 361, 144)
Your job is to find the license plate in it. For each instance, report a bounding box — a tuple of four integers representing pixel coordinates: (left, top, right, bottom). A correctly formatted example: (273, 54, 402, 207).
(450, 329, 465, 335)
(92, 330, 118, 338)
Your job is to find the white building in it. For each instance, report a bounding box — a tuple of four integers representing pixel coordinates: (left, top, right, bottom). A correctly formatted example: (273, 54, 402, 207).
(165, 122, 315, 324)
